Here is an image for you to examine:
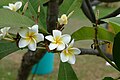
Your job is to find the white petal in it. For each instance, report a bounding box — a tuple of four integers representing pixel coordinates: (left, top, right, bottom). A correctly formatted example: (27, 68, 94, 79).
(3, 6, 11, 10)
(15, 1, 22, 10)
(58, 18, 64, 25)
(18, 38, 30, 48)
(9, 3, 14, 7)
(1, 27, 10, 33)
(61, 34, 71, 44)
(28, 38, 36, 51)
(53, 30, 62, 38)
(49, 43, 58, 50)
(31, 24, 38, 33)
(57, 42, 65, 51)
(116, 14, 120, 17)
(68, 39, 74, 48)
(34, 33, 44, 43)
(45, 35, 54, 42)
(71, 48, 81, 55)
(68, 55, 75, 64)
(60, 52, 69, 62)
(19, 29, 29, 38)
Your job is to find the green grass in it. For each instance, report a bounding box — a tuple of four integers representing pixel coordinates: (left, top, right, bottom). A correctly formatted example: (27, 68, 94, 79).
(0, 3, 120, 80)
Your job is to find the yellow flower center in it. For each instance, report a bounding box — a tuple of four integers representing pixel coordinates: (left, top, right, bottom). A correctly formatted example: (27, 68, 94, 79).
(54, 36, 62, 44)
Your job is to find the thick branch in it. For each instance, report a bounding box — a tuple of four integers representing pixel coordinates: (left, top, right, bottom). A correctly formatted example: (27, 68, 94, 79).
(79, 48, 113, 60)
(16, 49, 47, 80)
(17, 0, 59, 80)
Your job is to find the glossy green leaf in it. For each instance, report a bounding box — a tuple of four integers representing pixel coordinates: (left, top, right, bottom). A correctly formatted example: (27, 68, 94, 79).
(0, 0, 17, 8)
(58, 61, 78, 80)
(104, 17, 120, 25)
(113, 32, 120, 70)
(72, 27, 114, 42)
(109, 22, 120, 34)
(59, 0, 80, 15)
(23, 0, 46, 29)
(0, 41, 19, 60)
(103, 77, 114, 80)
(0, 9, 35, 28)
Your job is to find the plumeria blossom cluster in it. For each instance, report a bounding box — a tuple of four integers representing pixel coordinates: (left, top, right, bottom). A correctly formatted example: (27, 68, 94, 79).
(3, 1, 22, 11)
(45, 30, 81, 64)
(1, 1, 80, 64)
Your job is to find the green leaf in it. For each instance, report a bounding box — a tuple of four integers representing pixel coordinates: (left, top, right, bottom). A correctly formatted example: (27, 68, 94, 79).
(58, 61, 78, 80)
(0, 9, 35, 28)
(0, 0, 17, 8)
(72, 27, 114, 42)
(103, 77, 114, 80)
(104, 17, 120, 25)
(0, 41, 19, 60)
(109, 22, 120, 34)
(113, 32, 120, 70)
(59, 0, 80, 15)
(23, 0, 46, 29)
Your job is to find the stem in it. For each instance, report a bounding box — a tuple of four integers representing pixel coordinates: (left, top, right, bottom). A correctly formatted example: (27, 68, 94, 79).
(93, 19, 120, 71)
(97, 46, 119, 71)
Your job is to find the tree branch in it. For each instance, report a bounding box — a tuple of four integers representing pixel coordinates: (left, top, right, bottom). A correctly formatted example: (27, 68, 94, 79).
(79, 48, 113, 60)
(17, 0, 59, 80)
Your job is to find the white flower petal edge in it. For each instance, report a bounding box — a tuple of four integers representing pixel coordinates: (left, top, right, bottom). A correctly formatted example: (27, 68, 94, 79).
(0, 34, 3, 40)
(116, 14, 120, 17)
(53, 30, 62, 38)
(68, 55, 76, 64)
(15, 1, 22, 10)
(18, 24, 44, 51)
(49, 43, 58, 50)
(60, 52, 69, 62)
(61, 34, 71, 44)
(28, 38, 36, 51)
(60, 39, 81, 64)
(18, 38, 30, 48)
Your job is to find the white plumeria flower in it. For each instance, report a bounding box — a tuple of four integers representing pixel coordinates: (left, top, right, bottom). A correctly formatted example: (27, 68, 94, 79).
(18, 24, 44, 51)
(45, 30, 71, 51)
(58, 14, 68, 25)
(3, 1, 22, 11)
(116, 14, 120, 17)
(60, 39, 81, 64)
(0, 27, 11, 38)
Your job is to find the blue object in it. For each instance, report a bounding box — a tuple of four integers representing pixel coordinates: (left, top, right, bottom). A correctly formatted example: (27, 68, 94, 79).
(32, 52, 54, 75)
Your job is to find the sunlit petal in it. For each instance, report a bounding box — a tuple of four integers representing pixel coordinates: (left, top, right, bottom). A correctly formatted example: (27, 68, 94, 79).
(18, 38, 30, 48)
(53, 30, 62, 38)
(3, 6, 11, 10)
(49, 43, 58, 50)
(15, 1, 22, 10)
(45, 35, 54, 42)
(19, 28, 29, 38)
(60, 52, 69, 62)
(61, 34, 71, 44)
(71, 48, 81, 55)
(57, 42, 65, 51)
(28, 38, 36, 51)
(31, 24, 38, 33)
(68, 55, 76, 64)
(34, 33, 44, 43)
